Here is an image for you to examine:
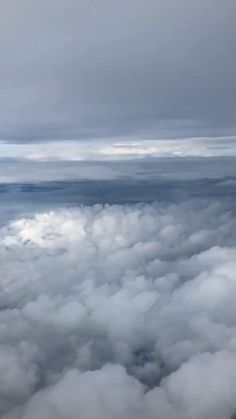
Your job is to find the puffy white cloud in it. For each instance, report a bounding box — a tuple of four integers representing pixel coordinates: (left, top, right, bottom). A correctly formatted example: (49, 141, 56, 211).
(0, 201, 236, 418)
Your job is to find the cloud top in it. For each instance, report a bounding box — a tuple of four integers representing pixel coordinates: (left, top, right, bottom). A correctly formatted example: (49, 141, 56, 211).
(0, 201, 236, 418)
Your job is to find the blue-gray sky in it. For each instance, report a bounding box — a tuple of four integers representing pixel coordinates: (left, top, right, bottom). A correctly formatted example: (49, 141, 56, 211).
(1, 0, 236, 142)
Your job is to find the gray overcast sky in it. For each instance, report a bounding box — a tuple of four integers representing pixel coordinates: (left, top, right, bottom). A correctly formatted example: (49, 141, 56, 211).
(1, 0, 236, 142)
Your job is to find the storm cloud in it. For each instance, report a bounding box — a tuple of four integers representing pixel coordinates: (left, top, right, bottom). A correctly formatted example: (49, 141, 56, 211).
(0, 200, 236, 418)
(1, 0, 236, 142)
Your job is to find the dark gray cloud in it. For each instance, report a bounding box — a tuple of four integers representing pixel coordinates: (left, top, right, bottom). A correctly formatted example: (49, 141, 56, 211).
(1, 0, 236, 142)
(1, 155, 236, 226)
(1, 155, 236, 183)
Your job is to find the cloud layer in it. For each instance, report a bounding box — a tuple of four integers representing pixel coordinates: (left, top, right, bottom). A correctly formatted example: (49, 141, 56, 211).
(0, 201, 236, 418)
(1, 0, 236, 140)
(1, 137, 236, 186)
(1, 137, 236, 162)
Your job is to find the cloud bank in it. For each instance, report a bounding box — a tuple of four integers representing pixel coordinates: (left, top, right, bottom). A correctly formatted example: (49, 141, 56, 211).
(0, 201, 236, 418)
(1, 137, 236, 185)
(1, 137, 236, 162)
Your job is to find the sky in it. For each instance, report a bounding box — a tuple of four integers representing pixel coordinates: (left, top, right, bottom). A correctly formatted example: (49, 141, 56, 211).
(0, 0, 236, 144)
(1, 2, 236, 419)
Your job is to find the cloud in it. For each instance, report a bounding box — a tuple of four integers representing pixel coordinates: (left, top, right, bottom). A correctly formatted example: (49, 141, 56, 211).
(0, 0, 236, 141)
(1, 137, 236, 162)
(0, 200, 236, 418)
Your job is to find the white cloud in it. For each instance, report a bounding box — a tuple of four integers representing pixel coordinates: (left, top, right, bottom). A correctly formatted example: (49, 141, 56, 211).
(1, 136, 236, 162)
(0, 201, 236, 418)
